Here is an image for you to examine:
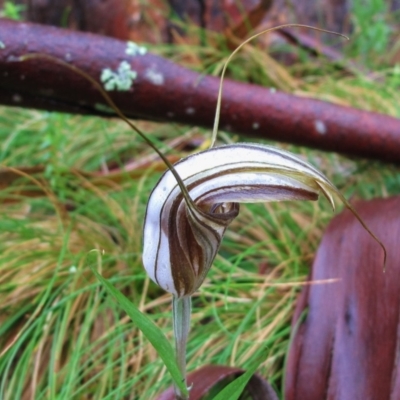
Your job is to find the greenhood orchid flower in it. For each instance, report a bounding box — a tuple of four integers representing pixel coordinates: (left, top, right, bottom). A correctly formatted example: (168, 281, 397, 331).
(143, 142, 339, 298)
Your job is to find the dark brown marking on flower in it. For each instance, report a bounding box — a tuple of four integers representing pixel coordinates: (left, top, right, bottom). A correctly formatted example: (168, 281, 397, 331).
(164, 190, 239, 296)
(196, 184, 319, 204)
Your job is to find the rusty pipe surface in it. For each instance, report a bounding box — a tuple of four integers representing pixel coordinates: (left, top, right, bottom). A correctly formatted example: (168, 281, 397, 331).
(0, 19, 400, 163)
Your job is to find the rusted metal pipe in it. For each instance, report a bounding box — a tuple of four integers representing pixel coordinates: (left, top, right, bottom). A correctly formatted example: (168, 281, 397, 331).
(0, 19, 400, 163)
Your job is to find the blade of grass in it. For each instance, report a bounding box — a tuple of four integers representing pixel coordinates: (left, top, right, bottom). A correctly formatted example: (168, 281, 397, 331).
(91, 267, 189, 397)
(212, 352, 266, 400)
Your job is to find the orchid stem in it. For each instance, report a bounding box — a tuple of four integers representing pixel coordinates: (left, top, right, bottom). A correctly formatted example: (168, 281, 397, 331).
(172, 295, 191, 400)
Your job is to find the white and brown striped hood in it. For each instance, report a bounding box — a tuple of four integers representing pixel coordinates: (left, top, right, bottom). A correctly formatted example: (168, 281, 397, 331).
(143, 143, 338, 297)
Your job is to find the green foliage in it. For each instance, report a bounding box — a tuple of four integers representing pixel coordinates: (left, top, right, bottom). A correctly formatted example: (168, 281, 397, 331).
(350, 0, 392, 64)
(0, 1, 24, 20)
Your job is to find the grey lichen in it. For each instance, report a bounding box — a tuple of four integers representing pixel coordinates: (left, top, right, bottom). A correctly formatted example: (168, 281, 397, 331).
(145, 67, 164, 85)
(100, 61, 137, 91)
(125, 41, 147, 56)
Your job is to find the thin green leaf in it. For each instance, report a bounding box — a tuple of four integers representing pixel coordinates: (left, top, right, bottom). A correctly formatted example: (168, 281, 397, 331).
(91, 268, 188, 397)
(212, 354, 265, 400)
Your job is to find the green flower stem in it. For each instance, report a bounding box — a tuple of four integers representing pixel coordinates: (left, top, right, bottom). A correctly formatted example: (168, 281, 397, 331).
(172, 295, 191, 400)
